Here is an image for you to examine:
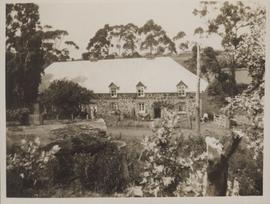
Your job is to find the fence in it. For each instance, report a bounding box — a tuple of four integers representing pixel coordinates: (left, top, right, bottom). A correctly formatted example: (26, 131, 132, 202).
(213, 114, 230, 129)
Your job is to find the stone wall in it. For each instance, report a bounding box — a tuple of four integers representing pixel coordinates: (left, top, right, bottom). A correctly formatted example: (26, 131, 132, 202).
(93, 92, 198, 121)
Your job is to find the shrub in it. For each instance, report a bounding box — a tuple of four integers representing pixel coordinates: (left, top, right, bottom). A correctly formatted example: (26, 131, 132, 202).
(40, 79, 94, 118)
(48, 123, 128, 194)
(140, 109, 207, 197)
(221, 83, 264, 195)
(6, 108, 30, 125)
(6, 138, 60, 197)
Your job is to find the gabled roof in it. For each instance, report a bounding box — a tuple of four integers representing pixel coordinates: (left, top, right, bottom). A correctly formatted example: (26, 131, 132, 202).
(42, 57, 208, 93)
(176, 80, 188, 88)
(108, 82, 119, 89)
(136, 81, 146, 88)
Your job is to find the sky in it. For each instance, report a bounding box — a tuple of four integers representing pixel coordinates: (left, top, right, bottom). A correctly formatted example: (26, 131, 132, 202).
(38, 0, 224, 59)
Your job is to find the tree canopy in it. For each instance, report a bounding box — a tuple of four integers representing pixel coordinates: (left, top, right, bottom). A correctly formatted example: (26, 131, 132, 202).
(83, 19, 176, 59)
(193, 1, 265, 96)
(6, 3, 79, 108)
(40, 80, 94, 118)
(6, 3, 44, 108)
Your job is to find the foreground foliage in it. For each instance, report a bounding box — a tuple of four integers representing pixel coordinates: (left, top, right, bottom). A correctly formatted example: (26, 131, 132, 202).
(140, 109, 207, 196)
(6, 122, 128, 197)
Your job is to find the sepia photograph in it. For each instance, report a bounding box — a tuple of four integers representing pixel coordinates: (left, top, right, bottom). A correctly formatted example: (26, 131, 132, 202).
(1, 0, 269, 202)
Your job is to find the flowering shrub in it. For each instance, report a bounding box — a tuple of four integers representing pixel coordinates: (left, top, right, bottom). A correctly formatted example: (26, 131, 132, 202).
(223, 83, 264, 159)
(226, 178, 240, 196)
(220, 7, 265, 195)
(7, 138, 61, 196)
(140, 109, 207, 197)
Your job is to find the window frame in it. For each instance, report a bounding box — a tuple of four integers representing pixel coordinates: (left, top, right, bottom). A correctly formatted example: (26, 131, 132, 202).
(138, 102, 145, 112)
(111, 102, 118, 110)
(110, 87, 117, 98)
(137, 87, 145, 97)
(178, 102, 186, 112)
(177, 85, 186, 97)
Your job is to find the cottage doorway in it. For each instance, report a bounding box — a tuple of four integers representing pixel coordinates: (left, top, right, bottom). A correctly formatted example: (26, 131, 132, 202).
(154, 107, 161, 118)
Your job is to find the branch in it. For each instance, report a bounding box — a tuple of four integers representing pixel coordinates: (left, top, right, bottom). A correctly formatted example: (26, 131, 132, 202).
(224, 130, 243, 160)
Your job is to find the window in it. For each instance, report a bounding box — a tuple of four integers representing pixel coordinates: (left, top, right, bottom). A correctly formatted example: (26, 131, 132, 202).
(138, 103, 145, 112)
(109, 82, 119, 98)
(110, 88, 117, 97)
(136, 82, 146, 97)
(111, 102, 118, 110)
(138, 87, 144, 97)
(176, 81, 187, 97)
(177, 85, 186, 97)
(178, 102, 185, 111)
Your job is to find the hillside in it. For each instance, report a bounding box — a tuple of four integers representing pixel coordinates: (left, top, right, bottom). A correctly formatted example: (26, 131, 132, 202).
(170, 52, 195, 74)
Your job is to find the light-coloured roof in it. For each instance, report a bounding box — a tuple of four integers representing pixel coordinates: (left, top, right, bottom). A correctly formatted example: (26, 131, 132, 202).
(42, 57, 208, 93)
(222, 67, 252, 84)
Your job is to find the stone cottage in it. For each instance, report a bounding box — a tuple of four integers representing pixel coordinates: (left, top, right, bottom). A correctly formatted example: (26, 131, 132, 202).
(42, 57, 208, 120)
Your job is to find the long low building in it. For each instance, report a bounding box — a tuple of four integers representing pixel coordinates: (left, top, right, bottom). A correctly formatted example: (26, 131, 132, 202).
(42, 56, 208, 120)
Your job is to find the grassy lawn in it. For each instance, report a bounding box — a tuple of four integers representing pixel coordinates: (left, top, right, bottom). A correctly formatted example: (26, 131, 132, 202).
(7, 119, 230, 151)
(6, 120, 106, 149)
(107, 121, 230, 145)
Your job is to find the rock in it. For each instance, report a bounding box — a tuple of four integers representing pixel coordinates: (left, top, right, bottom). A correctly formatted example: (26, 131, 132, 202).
(92, 118, 107, 134)
(126, 186, 143, 197)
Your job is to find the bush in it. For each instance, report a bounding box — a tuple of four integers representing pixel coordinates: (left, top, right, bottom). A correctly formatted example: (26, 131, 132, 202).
(228, 142, 263, 195)
(140, 109, 207, 197)
(6, 122, 129, 197)
(6, 108, 30, 125)
(6, 138, 60, 197)
(40, 79, 94, 118)
(47, 123, 128, 194)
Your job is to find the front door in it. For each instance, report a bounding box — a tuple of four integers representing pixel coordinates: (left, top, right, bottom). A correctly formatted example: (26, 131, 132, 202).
(154, 106, 161, 118)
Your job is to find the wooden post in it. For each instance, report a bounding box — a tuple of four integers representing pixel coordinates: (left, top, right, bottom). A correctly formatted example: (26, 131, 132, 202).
(196, 43, 201, 136)
(187, 112, 192, 129)
(71, 113, 74, 121)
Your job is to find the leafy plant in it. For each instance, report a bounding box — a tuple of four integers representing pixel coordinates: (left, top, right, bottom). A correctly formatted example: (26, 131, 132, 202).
(140, 109, 207, 197)
(7, 138, 61, 197)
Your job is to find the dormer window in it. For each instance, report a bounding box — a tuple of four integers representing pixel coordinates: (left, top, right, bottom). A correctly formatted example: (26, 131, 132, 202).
(136, 81, 146, 97)
(178, 85, 186, 96)
(111, 88, 117, 97)
(176, 81, 187, 97)
(138, 87, 144, 97)
(109, 82, 119, 98)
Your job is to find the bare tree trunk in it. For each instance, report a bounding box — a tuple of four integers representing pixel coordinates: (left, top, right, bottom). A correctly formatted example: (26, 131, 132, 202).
(205, 132, 242, 196)
(196, 43, 201, 136)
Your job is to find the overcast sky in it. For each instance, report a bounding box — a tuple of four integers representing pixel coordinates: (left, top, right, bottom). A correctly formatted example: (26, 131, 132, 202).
(38, 0, 224, 59)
